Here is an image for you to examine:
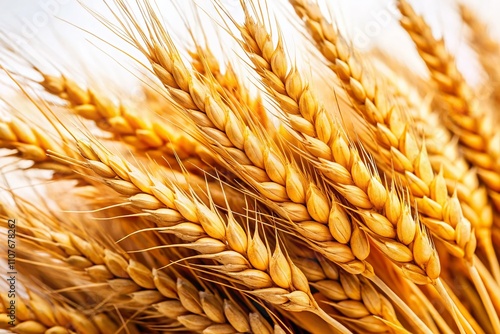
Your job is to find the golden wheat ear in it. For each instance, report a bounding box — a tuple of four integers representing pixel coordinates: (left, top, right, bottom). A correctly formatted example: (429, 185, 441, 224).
(2, 0, 500, 333)
(398, 0, 500, 218)
(32, 69, 216, 176)
(0, 288, 140, 334)
(459, 3, 500, 106)
(58, 136, 356, 332)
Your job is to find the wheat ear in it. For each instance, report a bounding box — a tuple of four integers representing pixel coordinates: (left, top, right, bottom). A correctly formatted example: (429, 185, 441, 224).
(0, 114, 74, 174)
(50, 139, 354, 333)
(0, 289, 134, 334)
(290, 0, 477, 265)
(384, 67, 500, 290)
(459, 4, 500, 106)
(190, 47, 270, 132)
(233, 11, 453, 331)
(109, 0, 372, 276)
(9, 202, 281, 334)
(236, 4, 443, 283)
(398, 0, 500, 221)
(36, 71, 215, 172)
(292, 248, 403, 332)
(397, 1, 500, 330)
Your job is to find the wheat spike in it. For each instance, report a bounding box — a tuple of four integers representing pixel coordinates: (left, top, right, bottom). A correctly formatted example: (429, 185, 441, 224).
(289, 0, 477, 265)
(190, 47, 270, 132)
(397, 0, 500, 222)
(1, 0, 499, 332)
(235, 3, 444, 283)
(0, 289, 135, 334)
(107, 0, 373, 277)
(36, 71, 215, 173)
(381, 64, 500, 287)
(459, 4, 500, 106)
(8, 201, 279, 334)
(50, 139, 355, 332)
(0, 114, 75, 174)
(291, 246, 403, 332)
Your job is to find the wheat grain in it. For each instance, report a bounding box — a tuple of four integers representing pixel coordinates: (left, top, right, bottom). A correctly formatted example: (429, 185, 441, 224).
(293, 249, 402, 333)
(36, 71, 215, 173)
(0, 114, 75, 175)
(190, 47, 271, 133)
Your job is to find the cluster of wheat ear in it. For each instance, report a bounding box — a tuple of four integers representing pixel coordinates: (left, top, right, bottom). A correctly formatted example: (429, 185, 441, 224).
(1, 0, 499, 333)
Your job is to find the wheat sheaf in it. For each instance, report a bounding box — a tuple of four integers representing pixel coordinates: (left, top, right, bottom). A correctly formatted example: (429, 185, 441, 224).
(0, 0, 499, 333)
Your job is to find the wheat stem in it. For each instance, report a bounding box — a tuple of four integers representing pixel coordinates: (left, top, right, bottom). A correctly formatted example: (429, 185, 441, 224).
(474, 255, 500, 313)
(369, 275, 433, 334)
(407, 282, 455, 334)
(435, 278, 473, 334)
(313, 303, 352, 334)
(468, 264, 500, 333)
